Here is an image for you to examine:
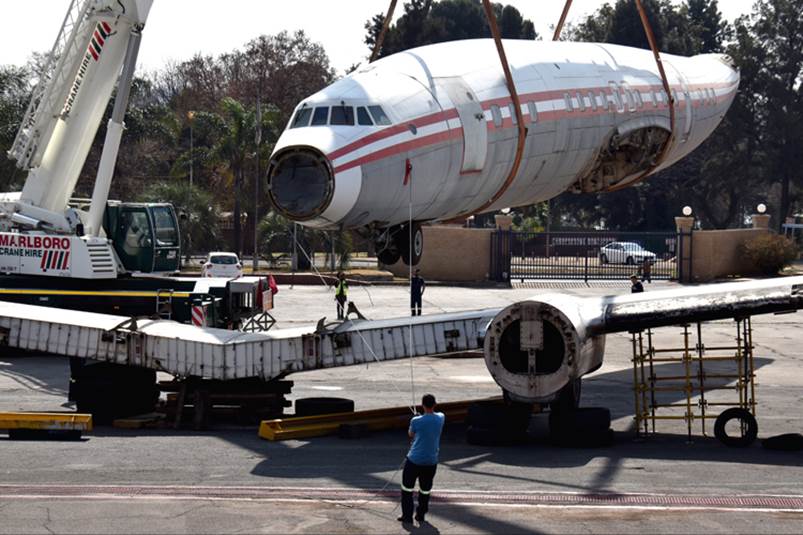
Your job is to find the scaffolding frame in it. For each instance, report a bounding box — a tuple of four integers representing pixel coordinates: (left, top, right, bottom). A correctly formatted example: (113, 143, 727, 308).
(631, 317, 756, 441)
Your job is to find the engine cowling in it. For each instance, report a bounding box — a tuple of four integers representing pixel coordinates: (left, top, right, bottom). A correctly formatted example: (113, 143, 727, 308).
(483, 295, 605, 404)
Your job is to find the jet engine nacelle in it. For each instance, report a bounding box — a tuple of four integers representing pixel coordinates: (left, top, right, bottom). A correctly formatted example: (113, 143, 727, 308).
(483, 294, 605, 404)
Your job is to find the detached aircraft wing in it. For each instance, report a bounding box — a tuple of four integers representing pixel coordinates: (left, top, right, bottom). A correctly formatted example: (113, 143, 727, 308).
(0, 277, 800, 403)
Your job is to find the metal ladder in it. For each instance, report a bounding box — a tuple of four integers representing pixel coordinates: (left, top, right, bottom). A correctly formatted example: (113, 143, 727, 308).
(156, 290, 173, 320)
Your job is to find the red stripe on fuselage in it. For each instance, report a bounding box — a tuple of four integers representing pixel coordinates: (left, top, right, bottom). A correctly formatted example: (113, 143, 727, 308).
(333, 129, 461, 174)
(326, 80, 736, 172)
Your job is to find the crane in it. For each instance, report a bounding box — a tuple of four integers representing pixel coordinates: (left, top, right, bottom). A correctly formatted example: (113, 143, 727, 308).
(0, 0, 179, 279)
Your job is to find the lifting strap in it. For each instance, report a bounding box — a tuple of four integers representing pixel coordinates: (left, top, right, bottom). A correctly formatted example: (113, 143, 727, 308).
(553, 0, 677, 192)
(468, 0, 528, 216)
(370, 0, 399, 63)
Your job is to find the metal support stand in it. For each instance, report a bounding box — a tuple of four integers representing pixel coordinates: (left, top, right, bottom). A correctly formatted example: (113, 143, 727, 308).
(631, 318, 756, 440)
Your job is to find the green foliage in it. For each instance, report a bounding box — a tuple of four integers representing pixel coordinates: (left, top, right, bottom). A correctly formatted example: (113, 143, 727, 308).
(741, 234, 799, 275)
(138, 181, 222, 258)
(365, 0, 537, 59)
(0, 65, 32, 192)
(258, 211, 293, 266)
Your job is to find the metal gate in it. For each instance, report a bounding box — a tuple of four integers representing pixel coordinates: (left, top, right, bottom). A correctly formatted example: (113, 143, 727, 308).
(491, 230, 681, 282)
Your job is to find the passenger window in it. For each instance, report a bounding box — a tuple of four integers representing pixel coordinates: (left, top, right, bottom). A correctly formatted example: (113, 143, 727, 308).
(609, 83, 623, 112)
(490, 105, 502, 127)
(368, 105, 392, 126)
(527, 101, 538, 123)
(311, 107, 329, 126)
(598, 92, 609, 111)
(330, 106, 355, 126)
(563, 93, 573, 112)
(634, 90, 643, 108)
(357, 106, 373, 126)
(575, 91, 585, 112)
(291, 108, 312, 128)
(587, 91, 597, 112)
(509, 103, 518, 125)
(653, 90, 662, 106)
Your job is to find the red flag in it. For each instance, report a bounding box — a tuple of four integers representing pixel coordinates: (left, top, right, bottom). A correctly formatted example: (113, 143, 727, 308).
(268, 274, 279, 295)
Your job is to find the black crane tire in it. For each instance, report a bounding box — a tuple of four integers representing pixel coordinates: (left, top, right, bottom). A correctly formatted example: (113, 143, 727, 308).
(714, 408, 758, 448)
(295, 397, 355, 417)
(762, 433, 803, 451)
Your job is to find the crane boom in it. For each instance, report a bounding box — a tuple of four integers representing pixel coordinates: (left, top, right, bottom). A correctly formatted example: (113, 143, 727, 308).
(4, 0, 153, 233)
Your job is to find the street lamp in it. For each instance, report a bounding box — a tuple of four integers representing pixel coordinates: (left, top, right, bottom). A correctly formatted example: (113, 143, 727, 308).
(757, 203, 767, 214)
(682, 206, 693, 217)
(187, 111, 195, 188)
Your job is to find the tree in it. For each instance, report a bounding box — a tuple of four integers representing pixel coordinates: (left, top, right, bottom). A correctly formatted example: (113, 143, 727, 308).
(0, 65, 32, 192)
(365, 0, 538, 60)
(750, 0, 803, 228)
(139, 180, 221, 259)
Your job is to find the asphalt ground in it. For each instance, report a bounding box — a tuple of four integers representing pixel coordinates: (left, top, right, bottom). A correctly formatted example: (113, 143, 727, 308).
(1, 281, 803, 534)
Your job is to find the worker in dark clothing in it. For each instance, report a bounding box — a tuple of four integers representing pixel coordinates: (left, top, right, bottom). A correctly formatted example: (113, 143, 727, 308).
(334, 272, 348, 320)
(631, 274, 644, 293)
(399, 393, 444, 525)
(641, 258, 652, 283)
(411, 269, 425, 316)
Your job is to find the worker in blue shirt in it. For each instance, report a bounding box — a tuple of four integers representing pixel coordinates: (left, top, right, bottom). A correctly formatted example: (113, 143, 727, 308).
(398, 393, 445, 525)
(410, 269, 425, 316)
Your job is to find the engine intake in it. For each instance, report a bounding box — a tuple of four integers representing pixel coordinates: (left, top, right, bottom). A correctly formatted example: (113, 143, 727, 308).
(483, 296, 605, 404)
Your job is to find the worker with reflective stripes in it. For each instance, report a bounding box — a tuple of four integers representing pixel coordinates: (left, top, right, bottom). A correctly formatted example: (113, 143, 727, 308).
(334, 271, 348, 320)
(399, 393, 445, 525)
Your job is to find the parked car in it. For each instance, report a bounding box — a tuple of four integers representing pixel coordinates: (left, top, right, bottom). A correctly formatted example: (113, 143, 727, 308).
(599, 242, 657, 265)
(202, 252, 243, 278)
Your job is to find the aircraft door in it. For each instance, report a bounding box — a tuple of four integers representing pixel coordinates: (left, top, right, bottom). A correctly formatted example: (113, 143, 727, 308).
(435, 77, 487, 173)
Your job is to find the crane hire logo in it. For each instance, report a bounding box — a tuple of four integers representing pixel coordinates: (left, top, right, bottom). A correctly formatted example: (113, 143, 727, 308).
(0, 235, 71, 271)
(62, 22, 113, 117)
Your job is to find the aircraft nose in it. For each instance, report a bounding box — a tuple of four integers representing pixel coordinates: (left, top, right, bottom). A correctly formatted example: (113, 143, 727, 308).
(268, 148, 334, 221)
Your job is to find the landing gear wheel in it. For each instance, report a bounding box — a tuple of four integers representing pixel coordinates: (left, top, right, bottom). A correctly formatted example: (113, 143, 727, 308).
(714, 408, 758, 448)
(377, 247, 401, 265)
(550, 378, 582, 413)
(400, 224, 424, 266)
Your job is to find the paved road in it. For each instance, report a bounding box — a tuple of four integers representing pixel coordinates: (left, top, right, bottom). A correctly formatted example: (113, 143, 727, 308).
(1, 282, 803, 533)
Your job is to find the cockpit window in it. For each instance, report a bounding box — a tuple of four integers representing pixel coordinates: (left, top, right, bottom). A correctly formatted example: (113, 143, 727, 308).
(311, 107, 329, 126)
(330, 106, 355, 126)
(368, 105, 392, 126)
(290, 108, 312, 129)
(357, 107, 373, 126)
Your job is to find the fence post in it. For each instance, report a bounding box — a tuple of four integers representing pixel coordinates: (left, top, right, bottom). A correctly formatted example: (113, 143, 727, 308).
(584, 236, 589, 284)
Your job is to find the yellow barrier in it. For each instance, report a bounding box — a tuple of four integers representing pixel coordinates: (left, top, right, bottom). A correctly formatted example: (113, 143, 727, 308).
(0, 412, 93, 432)
(259, 397, 501, 441)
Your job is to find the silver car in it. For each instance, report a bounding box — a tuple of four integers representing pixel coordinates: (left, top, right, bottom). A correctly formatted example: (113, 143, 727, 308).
(599, 241, 657, 265)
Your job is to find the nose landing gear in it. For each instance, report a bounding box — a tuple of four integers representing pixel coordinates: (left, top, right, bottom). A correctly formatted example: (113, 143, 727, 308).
(375, 223, 424, 266)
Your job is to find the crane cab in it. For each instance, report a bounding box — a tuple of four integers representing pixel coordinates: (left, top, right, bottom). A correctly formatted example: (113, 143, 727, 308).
(103, 202, 180, 274)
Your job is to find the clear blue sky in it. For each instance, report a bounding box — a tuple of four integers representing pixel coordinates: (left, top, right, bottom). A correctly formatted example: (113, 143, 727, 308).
(0, 1, 755, 76)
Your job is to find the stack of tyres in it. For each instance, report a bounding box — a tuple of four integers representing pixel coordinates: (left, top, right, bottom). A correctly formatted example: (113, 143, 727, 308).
(69, 360, 159, 424)
(549, 407, 613, 447)
(465, 400, 532, 446)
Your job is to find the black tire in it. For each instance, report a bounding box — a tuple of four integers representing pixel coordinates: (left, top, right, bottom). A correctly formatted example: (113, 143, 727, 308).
(467, 400, 532, 432)
(400, 224, 424, 266)
(295, 397, 355, 417)
(600, 254, 608, 265)
(377, 247, 401, 266)
(466, 425, 526, 447)
(8, 429, 83, 441)
(549, 407, 611, 437)
(762, 433, 803, 452)
(550, 379, 582, 413)
(71, 363, 158, 424)
(714, 408, 758, 448)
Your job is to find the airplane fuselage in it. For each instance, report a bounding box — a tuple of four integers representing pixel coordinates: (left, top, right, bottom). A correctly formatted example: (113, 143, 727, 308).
(268, 39, 738, 232)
